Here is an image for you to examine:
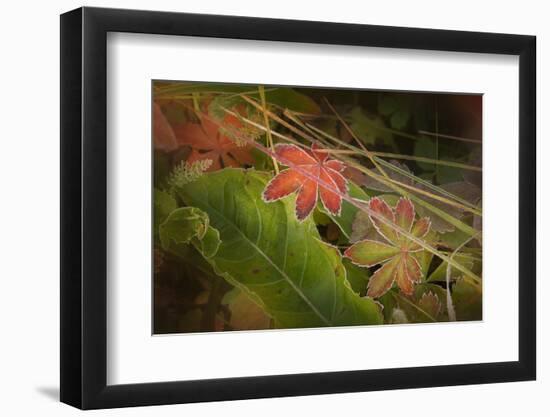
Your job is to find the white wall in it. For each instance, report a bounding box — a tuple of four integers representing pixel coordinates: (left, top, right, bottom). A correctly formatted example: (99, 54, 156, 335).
(0, 0, 545, 415)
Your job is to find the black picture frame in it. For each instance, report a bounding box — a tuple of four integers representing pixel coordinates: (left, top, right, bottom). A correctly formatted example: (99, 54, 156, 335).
(60, 6, 536, 410)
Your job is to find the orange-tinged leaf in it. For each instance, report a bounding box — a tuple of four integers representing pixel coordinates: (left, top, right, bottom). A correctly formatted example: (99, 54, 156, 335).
(395, 257, 415, 296)
(263, 144, 349, 221)
(275, 144, 317, 166)
(411, 217, 431, 238)
(295, 179, 319, 221)
(325, 159, 345, 172)
(346, 198, 431, 298)
(407, 217, 432, 251)
(319, 170, 342, 216)
(262, 169, 302, 202)
(344, 240, 400, 267)
(326, 168, 348, 193)
(367, 257, 399, 298)
(395, 197, 415, 233)
(173, 118, 254, 171)
(369, 197, 399, 244)
(311, 143, 329, 162)
(174, 121, 214, 149)
(404, 253, 423, 283)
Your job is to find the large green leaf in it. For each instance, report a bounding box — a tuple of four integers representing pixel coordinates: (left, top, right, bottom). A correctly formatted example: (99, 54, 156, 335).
(174, 168, 383, 328)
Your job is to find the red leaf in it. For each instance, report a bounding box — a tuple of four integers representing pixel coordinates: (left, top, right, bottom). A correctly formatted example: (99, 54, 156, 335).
(407, 217, 432, 251)
(295, 179, 319, 221)
(319, 169, 342, 215)
(368, 197, 399, 244)
(403, 253, 422, 283)
(262, 144, 349, 221)
(395, 197, 415, 233)
(275, 144, 317, 166)
(366, 257, 399, 298)
(174, 118, 254, 171)
(395, 257, 415, 296)
(262, 169, 302, 202)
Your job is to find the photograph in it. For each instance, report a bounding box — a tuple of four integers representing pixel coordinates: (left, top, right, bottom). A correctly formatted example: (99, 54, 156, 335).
(0, 0, 543, 414)
(152, 81, 483, 334)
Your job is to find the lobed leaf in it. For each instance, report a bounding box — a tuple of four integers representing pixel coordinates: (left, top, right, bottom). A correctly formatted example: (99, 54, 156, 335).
(344, 240, 399, 267)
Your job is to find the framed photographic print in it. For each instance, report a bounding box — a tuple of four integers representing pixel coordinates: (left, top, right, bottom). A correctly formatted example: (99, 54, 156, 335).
(60, 6, 536, 409)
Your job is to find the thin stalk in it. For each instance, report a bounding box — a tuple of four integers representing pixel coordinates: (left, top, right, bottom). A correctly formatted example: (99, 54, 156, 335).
(314, 149, 481, 173)
(371, 152, 481, 172)
(374, 158, 481, 213)
(192, 93, 201, 120)
(435, 102, 440, 180)
(287, 109, 422, 141)
(365, 170, 482, 216)
(225, 88, 279, 99)
(287, 109, 485, 146)
(323, 98, 390, 182)
(215, 106, 307, 148)
(155, 84, 279, 98)
(419, 130, 482, 144)
(258, 86, 279, 174)
(240, 94, 320, 144)
(282, 110, 333, 145)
